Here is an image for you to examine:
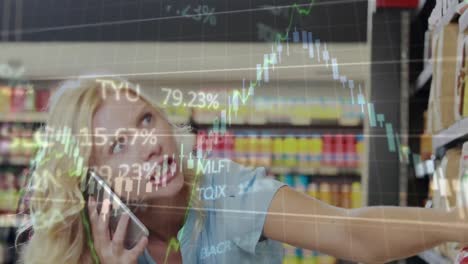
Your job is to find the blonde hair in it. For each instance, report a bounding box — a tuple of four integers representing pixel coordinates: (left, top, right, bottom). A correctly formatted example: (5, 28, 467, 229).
(16, 77, 201, 263)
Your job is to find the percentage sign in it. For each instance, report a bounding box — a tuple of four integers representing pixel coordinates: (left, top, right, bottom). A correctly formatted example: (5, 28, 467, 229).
(201, 6, 216, 26)
(141, 129, 158, 145)
(148, 129, 158, 144)
(206, 93, 219, 109)
(143, 162, 151, 177)
(142, 161, 161, 179)
(140, 130, 150, 144)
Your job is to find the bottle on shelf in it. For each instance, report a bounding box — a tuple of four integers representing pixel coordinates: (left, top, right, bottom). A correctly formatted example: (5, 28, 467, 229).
(0, 86, 11, 113)
(340, 183, 351, 209)
(322, 134, 333, 167)
(319, 182, 332, 204)
(10, 86, 26, 113)
(234, 132, 248, 165)
(258, 132, 272, 167)
(308, 135, 322, 168)
(330, 183, 340, 207)
(247, 132, 259, 166)
(224, 132, 235, 160)
(283, 134, 298, 168)
(334, 134, 344, 167)
(351, 182, 362, 208)
(35, 88, 51, 112)
(273, 135, 284, 167)
(344, 134, 357, 168)
(356, 135, 365, 167)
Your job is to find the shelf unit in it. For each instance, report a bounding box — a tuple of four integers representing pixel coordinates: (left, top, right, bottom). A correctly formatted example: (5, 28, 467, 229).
(409, 1, 468, 263)
(268, 166, 360, 177)
(191, 120, 363, 132)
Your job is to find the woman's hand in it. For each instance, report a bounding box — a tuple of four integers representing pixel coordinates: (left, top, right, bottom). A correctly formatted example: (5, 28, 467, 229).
(88, 197, 148, 264)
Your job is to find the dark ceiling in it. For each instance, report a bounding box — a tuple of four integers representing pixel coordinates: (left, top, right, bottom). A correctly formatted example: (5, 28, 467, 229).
(0, 0, 367, 42)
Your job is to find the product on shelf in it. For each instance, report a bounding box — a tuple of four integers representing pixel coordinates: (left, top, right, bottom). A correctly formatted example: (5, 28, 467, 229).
(302, 249, 317, 264)
(0, 86, 11, 113)
(319, 183, 332, 204)
(10, 86, 27, 113)
(0, 84, 51, 114)
(307, 183, 318, 199)
(273, 136, 284, 167)
(351, 182, 362, 208)
(340, 183, 351, 209)
(248, 133, 258, 166)
(356, 135, 364, 167)
(297, 136, 308, 168)
(283, 135, 298, 167)
(344, 134, 357, 167)
(0, 123, 38, 162)
(322, 134, 333, 166)
(283, 243, 298, 264)
(420, 136, 433, 161)
(35, 89, 51, 112)
(0, 168, 27, 214)
(432, 148, 461, 210)
(428, 23, 460, 133)
(197, 130, 362, 171)
(258, 133, 272, 167)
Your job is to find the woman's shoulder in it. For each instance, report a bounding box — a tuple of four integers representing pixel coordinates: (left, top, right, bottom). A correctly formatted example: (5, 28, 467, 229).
(193, 159, 286, 260)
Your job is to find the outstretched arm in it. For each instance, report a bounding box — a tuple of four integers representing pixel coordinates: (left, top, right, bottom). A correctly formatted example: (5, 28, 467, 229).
(264, 186, 467, 263)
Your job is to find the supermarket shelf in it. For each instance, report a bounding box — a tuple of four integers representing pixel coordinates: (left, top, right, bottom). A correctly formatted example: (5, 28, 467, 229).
(0, 112, 48, 123)
(191, 121, 363, 132)
(0, 156, 31, 166)
(432, 118, 468, 158)
(418, 249, 451, 264)
(431, 2, 459, 34)
(167, 115, 190, 124)
(269, 166, 361, 176)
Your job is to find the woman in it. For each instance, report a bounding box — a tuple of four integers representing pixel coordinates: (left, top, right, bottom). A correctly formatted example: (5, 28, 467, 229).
(17, 77, 467, 264)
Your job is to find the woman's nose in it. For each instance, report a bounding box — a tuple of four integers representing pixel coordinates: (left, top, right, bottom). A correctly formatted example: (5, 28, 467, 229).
(136, 129, 162, 161)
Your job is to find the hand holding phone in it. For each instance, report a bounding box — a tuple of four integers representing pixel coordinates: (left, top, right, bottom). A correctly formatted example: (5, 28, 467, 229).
(88, 196, 148, 263)
(85, 171, 149, 263)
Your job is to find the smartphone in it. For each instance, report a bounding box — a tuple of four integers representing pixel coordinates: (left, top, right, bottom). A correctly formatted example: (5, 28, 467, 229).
(85, 170, 149, 249)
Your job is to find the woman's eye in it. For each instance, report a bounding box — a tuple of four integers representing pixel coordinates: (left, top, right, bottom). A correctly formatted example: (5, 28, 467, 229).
(141, 113, 153, 126)
(111, 138, 126, 154)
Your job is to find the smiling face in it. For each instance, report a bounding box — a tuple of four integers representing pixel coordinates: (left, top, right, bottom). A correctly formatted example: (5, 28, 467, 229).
(90, 90, 184, 203)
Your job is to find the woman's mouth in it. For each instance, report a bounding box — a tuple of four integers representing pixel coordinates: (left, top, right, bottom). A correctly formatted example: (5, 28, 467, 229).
(148, 155, 178, 188)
